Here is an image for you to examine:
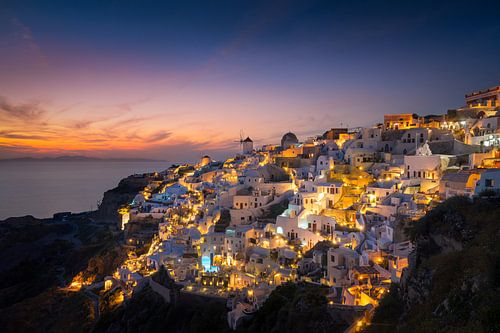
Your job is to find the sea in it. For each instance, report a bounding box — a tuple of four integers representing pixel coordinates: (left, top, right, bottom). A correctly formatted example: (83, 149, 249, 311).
(0, 160, 171, 220)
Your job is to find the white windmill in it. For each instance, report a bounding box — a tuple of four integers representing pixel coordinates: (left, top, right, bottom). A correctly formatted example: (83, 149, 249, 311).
(234, 130, 253, 154)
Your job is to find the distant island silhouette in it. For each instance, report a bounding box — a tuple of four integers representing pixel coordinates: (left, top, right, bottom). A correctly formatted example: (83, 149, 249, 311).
(0, 156, 166, 162)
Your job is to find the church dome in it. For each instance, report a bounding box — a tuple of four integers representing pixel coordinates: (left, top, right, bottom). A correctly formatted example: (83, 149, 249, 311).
(200, 155, 211, 166)
(281, 132, 299, 148)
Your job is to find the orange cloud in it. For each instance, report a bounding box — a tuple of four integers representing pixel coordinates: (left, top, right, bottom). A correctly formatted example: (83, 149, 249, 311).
(0, 95, 243, 159)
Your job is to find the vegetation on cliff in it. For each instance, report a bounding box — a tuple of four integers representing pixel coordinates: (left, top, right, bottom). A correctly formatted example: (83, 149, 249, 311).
(261, 199, 289, 220)
(237, 283, 362, 333)
(365, 196, 500, 333)
(0, 289, 94, 333)
(0, 214, 124, 332)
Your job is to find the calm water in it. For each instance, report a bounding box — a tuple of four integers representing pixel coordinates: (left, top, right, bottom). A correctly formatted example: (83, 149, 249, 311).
(0, 161, 170, 220)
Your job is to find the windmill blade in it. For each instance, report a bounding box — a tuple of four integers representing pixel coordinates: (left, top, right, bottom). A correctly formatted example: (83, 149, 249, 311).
(237, 130, 244, 146)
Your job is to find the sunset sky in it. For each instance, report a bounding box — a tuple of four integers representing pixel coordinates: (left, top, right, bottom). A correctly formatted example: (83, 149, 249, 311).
(1, 0, 500, 162)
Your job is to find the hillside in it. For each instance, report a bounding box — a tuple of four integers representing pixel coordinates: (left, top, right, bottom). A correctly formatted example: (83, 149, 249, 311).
(0, 175, 151, 332)
(94, 268, 230, 333)
(237, 283, 364, 333)
(365, 196, 500, 333)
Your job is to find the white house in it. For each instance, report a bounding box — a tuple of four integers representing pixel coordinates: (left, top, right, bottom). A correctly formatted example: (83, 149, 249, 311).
(233, 189, 273, 210)
(474, 168, 500, 195)
(326, 247, 360, 286)
(223, 225, 254, 262)
(200, 231, 225, 271)
(316, 155, 334, 175)
(365, 181, 398, 206)
(403, 143, 449, 181)
(275, 204, 325, 249)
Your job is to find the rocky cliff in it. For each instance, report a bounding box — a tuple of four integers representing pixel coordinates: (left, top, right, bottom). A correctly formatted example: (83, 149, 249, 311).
(96, 175, 150, 223)
(0, 174, 149, 333)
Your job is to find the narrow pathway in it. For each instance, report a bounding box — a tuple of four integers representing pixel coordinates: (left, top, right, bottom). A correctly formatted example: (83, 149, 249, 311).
(83, 289, 101, 323)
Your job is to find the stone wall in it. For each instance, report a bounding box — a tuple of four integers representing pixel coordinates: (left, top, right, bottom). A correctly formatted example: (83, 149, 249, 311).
(148, 278, 171, 303)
